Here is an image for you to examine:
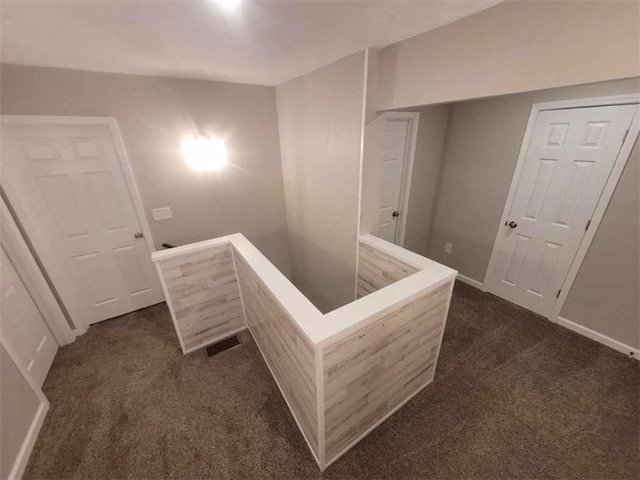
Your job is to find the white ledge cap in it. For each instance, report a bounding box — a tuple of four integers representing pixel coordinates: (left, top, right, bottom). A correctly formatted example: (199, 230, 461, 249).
(152, 233, 457, 345)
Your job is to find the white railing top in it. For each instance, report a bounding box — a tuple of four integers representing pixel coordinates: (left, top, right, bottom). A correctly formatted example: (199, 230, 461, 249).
(151, 233, 325, 344)
(358, 234, 451, 271)
(319, 234, 457, 345)
(151, 233, 457, 346)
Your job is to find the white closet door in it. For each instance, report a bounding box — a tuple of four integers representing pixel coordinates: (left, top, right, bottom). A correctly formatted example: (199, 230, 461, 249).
(377, 118, 409, 243)
(1, 120, 163, 325)
(488, 104, 637, 316)
(0, 245, 57, 386)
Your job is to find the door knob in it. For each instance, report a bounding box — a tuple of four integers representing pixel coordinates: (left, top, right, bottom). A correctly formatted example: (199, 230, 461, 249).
(506, 221, 518, 229)
(392, 211, 400, 218)
(134, 232, 144, 239)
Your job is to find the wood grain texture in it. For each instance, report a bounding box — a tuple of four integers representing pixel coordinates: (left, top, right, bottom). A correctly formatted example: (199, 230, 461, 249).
(233, 247, 319, 457)
(323, 281, 452, 462)
(357, 241, 420, 297)
(156, 236, 453, 469)
(159, 243, 244, 351)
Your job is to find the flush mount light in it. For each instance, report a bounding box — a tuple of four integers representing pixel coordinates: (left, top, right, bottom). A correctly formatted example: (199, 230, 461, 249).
(182, 132, 228, 172)
(214, 0, 241, 8)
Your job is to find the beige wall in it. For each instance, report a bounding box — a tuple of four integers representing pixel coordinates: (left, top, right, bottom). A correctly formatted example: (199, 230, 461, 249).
(402, 104, 450, 256)
(0, 64, 291, 275)
(561, 140, 639, 349)
(276, 51, 366, 312)
(376, 1, 640, 110)
(359, 114, 384, 238)
(425, 77, 640, 348)
(0, 345, 42, 480)
(427, 77, 640, 280)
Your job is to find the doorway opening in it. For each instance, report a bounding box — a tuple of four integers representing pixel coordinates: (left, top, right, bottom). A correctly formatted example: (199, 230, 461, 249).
(375, 111, 419, 246)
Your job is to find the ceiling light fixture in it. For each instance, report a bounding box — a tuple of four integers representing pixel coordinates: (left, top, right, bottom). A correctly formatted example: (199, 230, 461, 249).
(182, 132, 228, 172)
(214, 0, 241, 9)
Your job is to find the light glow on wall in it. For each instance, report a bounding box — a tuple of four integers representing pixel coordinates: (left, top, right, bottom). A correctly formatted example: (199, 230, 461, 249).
(182, 133, 228, 172)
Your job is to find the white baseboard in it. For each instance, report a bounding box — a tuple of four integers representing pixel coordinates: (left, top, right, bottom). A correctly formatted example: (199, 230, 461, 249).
(455, 272, 638, 360)
(456, 274, 484, 290)
(456, 273, 637, 360)
(9, 401, 49, 480)
(555, 316, 639, 360)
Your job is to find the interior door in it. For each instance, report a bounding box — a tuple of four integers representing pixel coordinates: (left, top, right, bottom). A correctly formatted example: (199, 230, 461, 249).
(377, 118, 409, 243)
(0, 119, 163, 325)
(0, 245, 57, 386)
(488, 104, 637, 316)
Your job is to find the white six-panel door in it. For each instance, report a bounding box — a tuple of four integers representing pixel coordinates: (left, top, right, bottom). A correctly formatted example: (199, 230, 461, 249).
(0, 245, 57, 386)
(377, 118, 410, 244)
(488, 104, 637, 316)
(1, 120, 163, 326)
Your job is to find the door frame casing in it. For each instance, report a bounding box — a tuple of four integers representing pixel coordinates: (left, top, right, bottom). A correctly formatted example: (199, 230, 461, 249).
(381, 111, 420, 247)
(483, 94, 640, 322)
(1, 338, 49, 480)
(0, 115, 157, 330)
(0, 193, 78, 343)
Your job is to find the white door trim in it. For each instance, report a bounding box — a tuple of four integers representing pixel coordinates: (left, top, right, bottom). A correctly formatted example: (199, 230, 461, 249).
(1, 338, 49, 480)
(354, 48, 371, 302)
(0, 193, 78, 343)
(483, 94, 640, 322)
(382, 111, 420, 247)
(1, 115, 157, 329)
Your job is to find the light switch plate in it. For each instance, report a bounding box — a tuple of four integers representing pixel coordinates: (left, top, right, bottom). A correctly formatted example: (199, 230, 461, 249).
(151, 207, 173, 221)
(444, 242, 453, 254)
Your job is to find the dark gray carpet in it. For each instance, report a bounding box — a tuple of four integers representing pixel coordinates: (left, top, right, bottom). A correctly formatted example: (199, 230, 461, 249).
(25, 282, 639, 479)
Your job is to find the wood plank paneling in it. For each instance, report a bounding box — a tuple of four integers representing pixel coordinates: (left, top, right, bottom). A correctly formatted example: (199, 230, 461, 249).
(233, 247, 319, 457)
(323, 282, 452, 462)
(155, 235, 455, 470)
(159, 243, 244, 351)
(357, 241, 419, 297)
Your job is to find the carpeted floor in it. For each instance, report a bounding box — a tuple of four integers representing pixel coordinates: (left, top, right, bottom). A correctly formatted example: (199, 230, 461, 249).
(25, 282, 639, 479)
